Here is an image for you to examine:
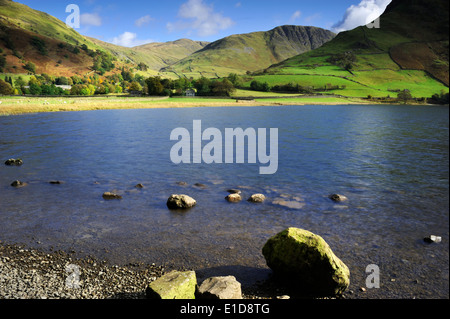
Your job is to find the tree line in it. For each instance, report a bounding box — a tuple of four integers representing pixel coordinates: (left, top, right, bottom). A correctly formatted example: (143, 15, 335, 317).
(0, 72, 241, 97)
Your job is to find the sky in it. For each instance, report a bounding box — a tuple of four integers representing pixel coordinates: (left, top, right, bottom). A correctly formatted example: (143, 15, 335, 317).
(15, 0, 392, 47)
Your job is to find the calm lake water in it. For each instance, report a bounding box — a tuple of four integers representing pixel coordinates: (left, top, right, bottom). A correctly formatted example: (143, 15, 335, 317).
(0, 104, 448, 298)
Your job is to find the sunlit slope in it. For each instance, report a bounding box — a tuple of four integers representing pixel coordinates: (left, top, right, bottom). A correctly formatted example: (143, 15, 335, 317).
(254, 0, 449, 98)
(164, 25, 336, 78)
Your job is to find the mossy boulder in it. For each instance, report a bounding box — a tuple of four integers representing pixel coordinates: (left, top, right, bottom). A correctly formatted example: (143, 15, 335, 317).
(146, 270, 197, 299)
(262, 228, 350, 296)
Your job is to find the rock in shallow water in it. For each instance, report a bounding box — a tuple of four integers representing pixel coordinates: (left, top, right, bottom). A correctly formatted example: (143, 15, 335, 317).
(11, 180, 27, 188)
(424, 235, 442, 243)
(167, 194, 197, 209)
(262, 227, 350, 296)
(5, 158, 23, 166)
(225, 193, 242, 202)
(248, 194, 266, 203)
(329, 194, 348, 202)
(102, 192, 122, 200)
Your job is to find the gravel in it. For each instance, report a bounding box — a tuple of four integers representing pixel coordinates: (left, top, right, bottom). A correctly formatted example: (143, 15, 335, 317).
(0, 243, 165, 299)
(0, 242, 343, 300)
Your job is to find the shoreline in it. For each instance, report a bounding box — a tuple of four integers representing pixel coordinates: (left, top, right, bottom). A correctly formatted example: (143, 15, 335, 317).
(0, 95, 413, 116)
(0, 241, 307, 300)
(0, 241, 165, 299)
(0, 240, 372, 300)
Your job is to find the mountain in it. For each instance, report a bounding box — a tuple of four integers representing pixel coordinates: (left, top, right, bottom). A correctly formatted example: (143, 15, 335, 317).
(87, 37, 209, 76)
(133, 39, 209, 71)
(0, 0, 107, 76)
(0, 0, 209, 78)
(162, 26, 336, 78)
(0, 0, 334, 80)
(256, 0, 449, 98)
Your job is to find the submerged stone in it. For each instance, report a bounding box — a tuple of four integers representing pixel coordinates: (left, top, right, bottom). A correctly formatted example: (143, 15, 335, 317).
(262, 228, 350, 296)
(272, 199, 305, 209)
(146, 270, 197, 299)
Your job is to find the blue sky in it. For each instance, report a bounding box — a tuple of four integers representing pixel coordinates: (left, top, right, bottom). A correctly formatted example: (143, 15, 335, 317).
(16, 0, 391, 47)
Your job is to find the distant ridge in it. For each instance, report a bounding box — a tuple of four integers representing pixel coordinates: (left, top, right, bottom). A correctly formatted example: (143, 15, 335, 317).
(163, 25, 336, 78)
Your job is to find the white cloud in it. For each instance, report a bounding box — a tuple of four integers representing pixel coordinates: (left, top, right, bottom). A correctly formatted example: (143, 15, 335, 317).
(80, 13, 102, 27)
(111, 32, 154, 47)
(332, 0, 391, 33)
(168, 0, 235, 37)
(135, 15, 153, 27)
(289, 10, 302, 23)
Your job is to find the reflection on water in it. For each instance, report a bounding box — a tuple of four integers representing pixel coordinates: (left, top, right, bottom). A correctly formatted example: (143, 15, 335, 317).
(0, 104, 448, 298)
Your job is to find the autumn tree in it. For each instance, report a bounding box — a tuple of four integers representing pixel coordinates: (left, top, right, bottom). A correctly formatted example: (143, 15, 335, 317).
(0, 79, 13, 95)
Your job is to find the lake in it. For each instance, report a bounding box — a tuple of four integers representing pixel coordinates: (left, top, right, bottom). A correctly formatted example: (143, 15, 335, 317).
(0, 104, 448, 298)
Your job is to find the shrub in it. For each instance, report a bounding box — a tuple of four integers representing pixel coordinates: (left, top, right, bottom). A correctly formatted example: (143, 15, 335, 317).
(23, 61, 36, 73)
(250, 80, 270, 92)
(30, 36, 48, 56)
(0, 79, 13, 95)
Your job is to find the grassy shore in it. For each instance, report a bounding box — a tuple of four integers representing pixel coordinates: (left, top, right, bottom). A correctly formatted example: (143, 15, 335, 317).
(0, 94, 383, 116)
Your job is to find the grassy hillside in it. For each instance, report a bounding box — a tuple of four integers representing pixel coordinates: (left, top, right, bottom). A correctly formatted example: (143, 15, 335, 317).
(248, 0, 449, 99)
(0, 0, 98, 48)
(0, 0, 131, 77)
(163, 25, 336, 79)
(134, 39, 208, 69)
(88, 37, 209, 78)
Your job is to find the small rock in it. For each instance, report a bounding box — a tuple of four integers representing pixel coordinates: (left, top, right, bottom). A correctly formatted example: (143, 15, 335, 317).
(197, 276, 242, 299)
(176, 181, 188, 186)
(167, 194, 197, 209)
(5, 158, 23, 166)
(248, 194, 266, 203)
(102, 192, 122, 200)
(135, 183, 144, 188)
(227, 189, 241, 195)
(146, 270, 197, 299)
(49, 180, 64, 185)
(329, 194, 348, 202)
(11, 180, 27, 188)
(225, 193, 242, 202)
(424, 235, 442, 243)
(360, 287, 367, 292)
(194, 183, 207, 189)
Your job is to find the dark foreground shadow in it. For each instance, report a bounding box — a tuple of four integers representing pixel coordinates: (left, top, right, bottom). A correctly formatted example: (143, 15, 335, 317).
(106, 265, 340, 299)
